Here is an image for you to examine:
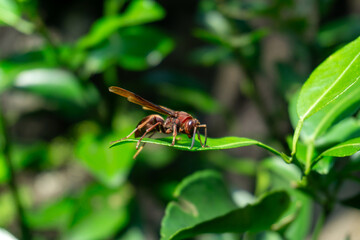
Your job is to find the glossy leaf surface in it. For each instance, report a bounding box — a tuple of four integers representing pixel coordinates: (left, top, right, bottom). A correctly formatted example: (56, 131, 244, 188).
(297, 36, 360, 120)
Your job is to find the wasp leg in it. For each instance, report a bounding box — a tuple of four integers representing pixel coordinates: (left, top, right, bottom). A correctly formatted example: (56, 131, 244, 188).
(133, 132, 156, 159)
(197, 124, 207, 147)
(190, 126, 197, 149)
(136, 121, 162, 150)
(196, 128, 203, 147)
(110, 116, 157, 145)
(171, 124, 178, 146)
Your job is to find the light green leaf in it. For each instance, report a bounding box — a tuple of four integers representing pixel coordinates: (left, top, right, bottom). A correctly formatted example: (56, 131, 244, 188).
(300, 81, 360, 143)
(315, 118, 360, 147)
(110, 136, 290, 162)
(320, 137, 360, 157)
(76, 132, 136, 188)
(13, 68, 96, 118)
(292, 37, 360, 155)
(160, 170, 290, 240)
(0, 0, 34, 34)
(78, 0, 165, 48)
(297, 36, 360, 120)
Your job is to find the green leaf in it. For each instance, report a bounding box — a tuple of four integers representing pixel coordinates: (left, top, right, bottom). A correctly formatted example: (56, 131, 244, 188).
(160, 170, 290, 240)
(0, 154, 9, 184)
(28, 198, 75, 230)
(78, 0, 165, 49)
(300, 81, 360, 143)
(319, 137, 360, 157)
(297, 36, 360, 121)
(317, 16, 360, 48)
(0, 0, 34, 34)
(315, 118, 360, 147)
(110, 136, 289, 162)
(64, 184, 131, 240)
(292, 37, 360, 155)
(0, 51, 53, 93)
(117, 26, 174, 70)
(13, 68, 96, 118)
(75, 131, 136, 188)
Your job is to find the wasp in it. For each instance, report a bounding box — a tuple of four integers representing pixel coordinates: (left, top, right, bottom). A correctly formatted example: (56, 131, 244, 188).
(109, 86, 207, 158)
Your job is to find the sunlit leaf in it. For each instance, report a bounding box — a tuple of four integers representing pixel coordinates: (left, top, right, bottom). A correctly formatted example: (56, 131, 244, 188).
(13, 68, 96, 118)
(0, 228, 17, 240)
(0, 51, 52, 93)
(320, 137, 360, 157)
(0, 0, 34, 34)
(110, 136, 290, 162)
(78, 0, 165, 48)
(292, 37, 360, 154)
(0, 154, 9, 184)
(297, 36, 360, 121)
(160, 170, 290, 240)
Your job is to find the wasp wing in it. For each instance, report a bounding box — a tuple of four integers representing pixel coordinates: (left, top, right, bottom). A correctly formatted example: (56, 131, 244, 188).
(109, 86, 175, 116)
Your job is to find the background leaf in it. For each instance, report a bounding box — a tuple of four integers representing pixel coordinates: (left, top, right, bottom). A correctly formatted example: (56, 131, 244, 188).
(160, 170, 290, 240)
(0, 0, 34, 34)
(77, 0, 165, 49)
(117, 26, 174, 70)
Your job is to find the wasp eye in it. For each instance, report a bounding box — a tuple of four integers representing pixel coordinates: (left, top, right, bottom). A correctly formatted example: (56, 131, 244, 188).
(187, 120, 194, 128)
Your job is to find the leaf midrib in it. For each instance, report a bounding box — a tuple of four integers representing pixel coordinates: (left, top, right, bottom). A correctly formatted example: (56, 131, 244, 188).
(300, 51, 360, 120)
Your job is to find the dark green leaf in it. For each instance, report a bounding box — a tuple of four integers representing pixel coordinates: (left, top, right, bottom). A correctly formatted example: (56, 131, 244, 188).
(160, 170, 290, 240)
(64, 184, 131, 240)
(78, 0, 165, 48)
(318, 16, 360, 48)
(117, 26, 174, 70)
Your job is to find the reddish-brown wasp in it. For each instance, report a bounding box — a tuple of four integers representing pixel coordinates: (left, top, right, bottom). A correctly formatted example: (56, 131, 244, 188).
(109, 86, 207, 158)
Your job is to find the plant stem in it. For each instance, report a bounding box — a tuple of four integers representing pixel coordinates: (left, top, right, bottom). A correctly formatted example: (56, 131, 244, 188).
(0, 110, 32, 239)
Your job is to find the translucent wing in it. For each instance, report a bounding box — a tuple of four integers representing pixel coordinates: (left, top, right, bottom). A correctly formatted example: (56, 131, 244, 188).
(109, 86, 175, 116)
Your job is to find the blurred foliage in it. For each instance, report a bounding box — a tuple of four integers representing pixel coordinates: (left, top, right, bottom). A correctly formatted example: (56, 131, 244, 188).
(0, 0, 360, 239)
